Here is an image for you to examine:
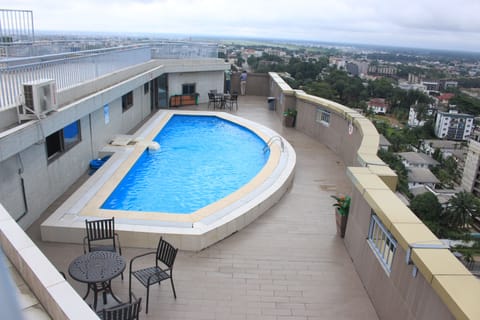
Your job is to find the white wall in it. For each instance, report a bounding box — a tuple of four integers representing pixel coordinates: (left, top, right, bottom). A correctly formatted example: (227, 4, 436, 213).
(169, 71, 224, 104)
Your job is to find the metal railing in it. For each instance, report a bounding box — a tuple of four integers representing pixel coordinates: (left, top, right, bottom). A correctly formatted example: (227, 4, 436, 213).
(0, 41, 218, 109)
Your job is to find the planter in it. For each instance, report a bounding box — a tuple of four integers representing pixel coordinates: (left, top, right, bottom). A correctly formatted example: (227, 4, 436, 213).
(335, 208, 348, 238)
(284, 116, 295, 127)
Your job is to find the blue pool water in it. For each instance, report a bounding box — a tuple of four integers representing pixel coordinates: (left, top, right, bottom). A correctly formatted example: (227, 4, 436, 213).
(102, 115, 269, 214)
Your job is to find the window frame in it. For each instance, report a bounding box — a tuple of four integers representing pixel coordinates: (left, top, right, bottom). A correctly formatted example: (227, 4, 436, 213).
(182, 83, 196, 95)
(315, 108, 330, 126)
(367, 214, 397, 274)
(46, 120, 82, 162)
(122, 91, 134, 112)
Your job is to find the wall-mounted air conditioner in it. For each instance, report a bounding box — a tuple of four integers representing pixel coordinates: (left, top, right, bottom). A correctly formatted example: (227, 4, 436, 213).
(18, 79, 57, 121)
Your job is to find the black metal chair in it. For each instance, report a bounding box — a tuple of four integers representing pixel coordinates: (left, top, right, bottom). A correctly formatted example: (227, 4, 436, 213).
(208, 92, 221, 109)
(129, 237, 178, 314)
(96, 297, 142, 320)
(227, 93, 238, 111)
(83, 217, 123, 279)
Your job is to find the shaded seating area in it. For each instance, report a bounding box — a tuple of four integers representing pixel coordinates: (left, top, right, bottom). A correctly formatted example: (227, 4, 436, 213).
(129, 237, 178, 314)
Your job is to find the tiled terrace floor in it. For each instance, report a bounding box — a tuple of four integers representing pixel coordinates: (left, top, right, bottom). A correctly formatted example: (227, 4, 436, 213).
(27, 96, 379, 319)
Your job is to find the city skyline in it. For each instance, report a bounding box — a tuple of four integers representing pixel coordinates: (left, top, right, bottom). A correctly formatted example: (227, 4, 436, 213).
(1, 0, 480, 52)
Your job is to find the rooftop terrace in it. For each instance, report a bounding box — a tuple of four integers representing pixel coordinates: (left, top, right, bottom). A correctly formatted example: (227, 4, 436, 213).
(22, 96, 379, 319)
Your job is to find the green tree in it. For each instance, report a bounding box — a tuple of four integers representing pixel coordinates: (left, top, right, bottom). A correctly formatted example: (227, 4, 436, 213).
(410, 192, 443, 221)
(445, 191, 480, 231)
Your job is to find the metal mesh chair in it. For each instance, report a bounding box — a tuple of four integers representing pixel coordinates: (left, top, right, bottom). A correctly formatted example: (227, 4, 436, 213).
(83, 217, 123, 279)
(96, 297, 142, 320)
(128, 237, 178, 314)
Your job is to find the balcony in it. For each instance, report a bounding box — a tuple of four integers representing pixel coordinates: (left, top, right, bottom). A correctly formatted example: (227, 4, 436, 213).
(0, 48, 479, 319)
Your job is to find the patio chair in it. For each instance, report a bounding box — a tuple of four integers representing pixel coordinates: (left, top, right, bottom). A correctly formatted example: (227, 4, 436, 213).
(83, 217, 123, 278)
(96, 296, 142, 320)
(128, 237, 178, 314)
(208, 92, 221, 109)
(227, 93, 238, 111)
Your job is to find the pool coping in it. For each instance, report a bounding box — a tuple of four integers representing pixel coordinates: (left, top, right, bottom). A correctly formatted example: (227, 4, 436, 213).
(40, 110, 296, 251)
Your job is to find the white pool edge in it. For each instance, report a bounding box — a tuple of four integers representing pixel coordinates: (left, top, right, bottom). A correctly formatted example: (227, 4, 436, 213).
(40, 110, 296, 251)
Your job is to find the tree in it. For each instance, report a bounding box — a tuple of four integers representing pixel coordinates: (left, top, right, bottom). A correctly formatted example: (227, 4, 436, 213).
(410, 192, 443, 221)
(445, 191, 480, 231)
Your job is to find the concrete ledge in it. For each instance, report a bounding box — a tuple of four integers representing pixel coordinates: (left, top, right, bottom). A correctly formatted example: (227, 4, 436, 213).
(0, 204, 97, 320)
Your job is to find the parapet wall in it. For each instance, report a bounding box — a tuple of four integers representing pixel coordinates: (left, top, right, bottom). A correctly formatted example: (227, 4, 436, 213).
(268, 72, 479, 320)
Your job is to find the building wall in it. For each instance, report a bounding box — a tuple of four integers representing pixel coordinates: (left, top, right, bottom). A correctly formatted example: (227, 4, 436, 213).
(461, 139, 480, 195)
(168, 71, 224, 103)
(269, 74, 478, 320)
(231, 72, 269, 97)
(0, 59, 226, 229)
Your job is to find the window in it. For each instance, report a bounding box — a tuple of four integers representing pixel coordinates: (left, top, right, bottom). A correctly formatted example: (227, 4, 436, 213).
(144, 83, 149, 94)
(182, 83, 196, 95)
(315, 108, 330, 126)
(122, 91, 133, 112)
(367, 214, 397, 274)
(46, 121, 81, 161)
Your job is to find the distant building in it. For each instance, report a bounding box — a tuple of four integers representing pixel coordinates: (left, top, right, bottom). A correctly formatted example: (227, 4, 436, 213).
(437, 93, 455, 106)
(434, 110, 474, 140)
(407, 167, 440, 190)
(346, 62, 359, 76)
(461, 130, 480, 196)
(439, 80, 458, 90)
(367, 98, 388, 114)
(421, 81, 440, 95)
(397, 151, 439, 169)
(407, 104, 435, 127)
(368, 65, 397, 76)
(420, 139, 466, 159)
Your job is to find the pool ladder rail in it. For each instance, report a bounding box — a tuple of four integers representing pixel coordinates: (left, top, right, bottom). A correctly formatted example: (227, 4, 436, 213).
(263, 136, 284, 153)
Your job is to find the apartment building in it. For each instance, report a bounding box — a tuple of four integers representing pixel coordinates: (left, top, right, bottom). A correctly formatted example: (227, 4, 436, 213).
(434, 110, 474, 140)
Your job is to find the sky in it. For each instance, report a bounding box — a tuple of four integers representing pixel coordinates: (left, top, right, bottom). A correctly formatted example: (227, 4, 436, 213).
(2, 0, 480, 52)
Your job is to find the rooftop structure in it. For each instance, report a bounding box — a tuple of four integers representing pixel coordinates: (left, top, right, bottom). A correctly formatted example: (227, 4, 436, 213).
(0, 37, 479, 320)
(397, 151, 440, 168)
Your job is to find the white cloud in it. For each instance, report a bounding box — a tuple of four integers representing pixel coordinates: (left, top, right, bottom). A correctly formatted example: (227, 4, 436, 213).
(1, 0, 480, 51)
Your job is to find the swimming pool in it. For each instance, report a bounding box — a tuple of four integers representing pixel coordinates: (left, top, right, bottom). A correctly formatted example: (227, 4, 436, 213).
(41, 110, 296, 251)
(102, 115, 270, 213)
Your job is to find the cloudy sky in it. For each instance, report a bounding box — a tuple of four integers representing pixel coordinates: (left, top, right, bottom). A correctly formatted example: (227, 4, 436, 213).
(2, 0, 480, 52)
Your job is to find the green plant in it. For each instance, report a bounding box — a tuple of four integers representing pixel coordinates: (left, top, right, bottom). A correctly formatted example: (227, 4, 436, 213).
(331, 195, 351, 216)
(283, 108, 297, 117)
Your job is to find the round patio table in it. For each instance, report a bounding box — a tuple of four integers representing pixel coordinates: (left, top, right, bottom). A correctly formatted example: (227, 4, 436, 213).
(68, 251, 126, 310)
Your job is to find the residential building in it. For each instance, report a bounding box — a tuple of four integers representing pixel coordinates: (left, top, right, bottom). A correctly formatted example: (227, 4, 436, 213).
(461, 131, 480, 196)
(407, 167, 440, 189)
(434, 110, 475, 140)
(407, 104, 435, 127)
(367, 98, 388, 114)
(397, 151, 439, 169)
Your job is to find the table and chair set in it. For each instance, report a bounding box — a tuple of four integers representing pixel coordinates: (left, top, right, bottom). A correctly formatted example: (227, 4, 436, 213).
(67, 217, 178, 319)
(208, 90, 239, 111)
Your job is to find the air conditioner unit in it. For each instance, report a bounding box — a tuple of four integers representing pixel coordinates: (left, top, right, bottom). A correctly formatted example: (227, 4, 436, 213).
(18, 79, 57, 121)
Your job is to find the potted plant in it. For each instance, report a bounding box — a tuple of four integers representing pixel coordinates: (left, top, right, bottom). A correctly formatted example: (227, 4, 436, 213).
(283, 108, 297, 127)
(331, 195, 351, 238)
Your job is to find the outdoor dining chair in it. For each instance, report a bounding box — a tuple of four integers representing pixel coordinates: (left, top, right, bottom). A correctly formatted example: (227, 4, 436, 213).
(96, 296, 142, 320)
(83, 217, 123, 278)
(128, 237, 178, 314)
(208, 92, 221, 109)
(227, 93, 239, 111)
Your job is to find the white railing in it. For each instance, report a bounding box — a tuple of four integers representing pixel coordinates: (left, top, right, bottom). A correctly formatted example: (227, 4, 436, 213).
(0, 46, 151, 108)
(0, 41, 219, 109)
